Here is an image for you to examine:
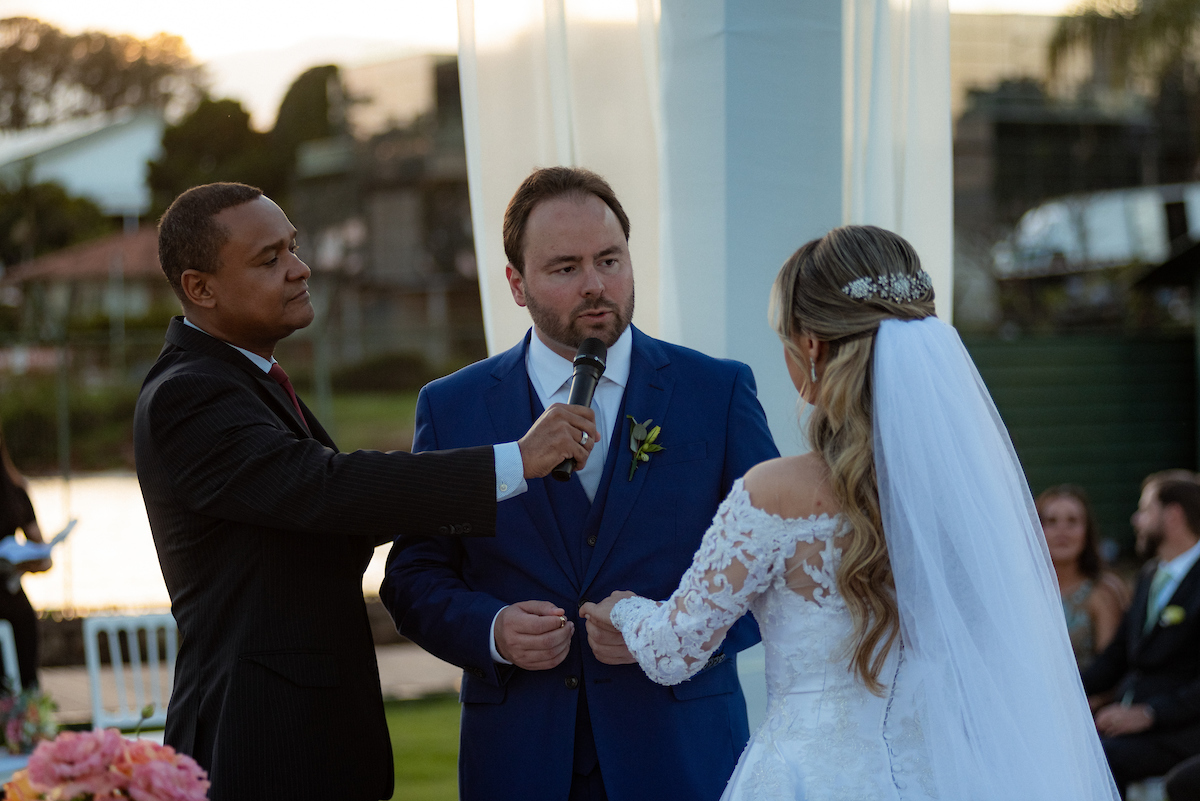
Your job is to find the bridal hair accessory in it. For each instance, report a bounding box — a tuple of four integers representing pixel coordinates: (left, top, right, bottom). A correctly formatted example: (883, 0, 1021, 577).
(841, 271, 932, 303)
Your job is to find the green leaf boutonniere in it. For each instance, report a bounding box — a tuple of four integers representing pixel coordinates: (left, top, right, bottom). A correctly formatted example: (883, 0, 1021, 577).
(1161, 604, 1187, 627)
(627, 415, 664, 480)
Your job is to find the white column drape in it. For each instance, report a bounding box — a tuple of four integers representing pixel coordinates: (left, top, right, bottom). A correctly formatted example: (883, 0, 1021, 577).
(843, 0, 953, 321)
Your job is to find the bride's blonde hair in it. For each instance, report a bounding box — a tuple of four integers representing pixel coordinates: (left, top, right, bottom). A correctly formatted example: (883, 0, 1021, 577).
(770, 225, 935, 693)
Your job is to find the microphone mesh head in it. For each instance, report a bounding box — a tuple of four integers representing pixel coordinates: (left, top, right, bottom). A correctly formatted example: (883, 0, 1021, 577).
(574, 337, 607, 371)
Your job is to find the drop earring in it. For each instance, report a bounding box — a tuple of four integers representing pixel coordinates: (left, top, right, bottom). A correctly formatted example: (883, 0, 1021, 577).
(809, 362, 818, 384)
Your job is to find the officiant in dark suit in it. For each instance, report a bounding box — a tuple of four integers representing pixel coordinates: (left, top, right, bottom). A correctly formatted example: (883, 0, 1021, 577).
(1082, 476, 1200, 794)
(134, 183, 598, 801)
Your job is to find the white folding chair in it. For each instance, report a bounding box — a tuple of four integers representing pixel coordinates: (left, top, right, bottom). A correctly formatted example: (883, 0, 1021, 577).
(0, 620, 20, 694)
(82, 614, 177, 731)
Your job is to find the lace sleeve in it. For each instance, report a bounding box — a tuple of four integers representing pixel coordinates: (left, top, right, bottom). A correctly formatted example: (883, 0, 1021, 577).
(610, 482, 790, 686)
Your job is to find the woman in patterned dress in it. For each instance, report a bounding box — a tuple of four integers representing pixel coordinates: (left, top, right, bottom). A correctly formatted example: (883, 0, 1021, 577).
(1037, 484, 1127, 671)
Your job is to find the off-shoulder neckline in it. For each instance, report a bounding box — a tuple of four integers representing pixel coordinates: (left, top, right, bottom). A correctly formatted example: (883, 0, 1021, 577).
(728, 477, 844, 526)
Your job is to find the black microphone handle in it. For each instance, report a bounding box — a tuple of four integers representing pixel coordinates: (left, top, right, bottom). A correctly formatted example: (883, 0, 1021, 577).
(551, 363, 603, 482)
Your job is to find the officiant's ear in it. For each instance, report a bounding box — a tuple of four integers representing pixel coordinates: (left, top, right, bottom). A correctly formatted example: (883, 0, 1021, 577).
(180, 269, 217, 310)
(506, 264, 528, 307)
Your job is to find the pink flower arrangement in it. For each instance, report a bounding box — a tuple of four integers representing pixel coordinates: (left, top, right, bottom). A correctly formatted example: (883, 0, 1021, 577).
(3, 729, 209, 801)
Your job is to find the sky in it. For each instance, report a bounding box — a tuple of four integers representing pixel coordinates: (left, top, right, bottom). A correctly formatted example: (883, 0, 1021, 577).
(0, 0, 1083, 127)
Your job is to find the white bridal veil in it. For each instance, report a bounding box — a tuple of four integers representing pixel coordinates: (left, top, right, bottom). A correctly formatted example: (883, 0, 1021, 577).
(873, 317, 1118, 800)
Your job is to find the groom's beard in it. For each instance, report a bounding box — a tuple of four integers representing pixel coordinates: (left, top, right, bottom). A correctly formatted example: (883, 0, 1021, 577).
(1136, 527, 1164, 560)
(526, 288, 635, 351)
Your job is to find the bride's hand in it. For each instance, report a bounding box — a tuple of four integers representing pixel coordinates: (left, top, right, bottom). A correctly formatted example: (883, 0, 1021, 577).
(580, 591, 638, 665)
(580, 590, 636, 625)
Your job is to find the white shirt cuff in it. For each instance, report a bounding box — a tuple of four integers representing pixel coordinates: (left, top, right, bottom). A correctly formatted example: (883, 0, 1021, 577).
(493, 442, 528, 501)
(489, 606, 513, 664)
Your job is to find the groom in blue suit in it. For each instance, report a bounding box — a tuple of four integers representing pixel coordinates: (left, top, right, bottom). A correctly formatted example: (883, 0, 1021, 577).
(382, 167, 778, 800)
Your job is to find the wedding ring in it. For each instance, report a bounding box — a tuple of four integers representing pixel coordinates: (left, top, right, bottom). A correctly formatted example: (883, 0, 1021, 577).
(558, 615, 567, 629)
(580, 432, 590, 447)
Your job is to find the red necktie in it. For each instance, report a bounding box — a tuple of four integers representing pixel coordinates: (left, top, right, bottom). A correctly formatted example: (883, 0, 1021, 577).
(268, 363, 310, 433)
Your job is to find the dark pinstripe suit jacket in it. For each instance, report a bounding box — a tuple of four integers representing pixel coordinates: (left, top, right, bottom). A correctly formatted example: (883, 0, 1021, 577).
(134, 318, 495, 801)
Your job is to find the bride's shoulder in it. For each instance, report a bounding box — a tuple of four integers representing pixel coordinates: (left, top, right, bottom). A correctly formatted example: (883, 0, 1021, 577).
(741, 453, 842, 522)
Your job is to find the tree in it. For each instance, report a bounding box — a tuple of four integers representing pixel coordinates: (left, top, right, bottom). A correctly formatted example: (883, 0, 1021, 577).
(0, 17, 201, 130)
(272, 65, 345, 154)
(70, 30, 198, 116)
(147, 98, 281, 213)
(147, 65, 353, 214)
(0, 181, 114, 268)
(268, 64, 350, 186)
(1051, 0, 1200, 181)
(1051, 0, 1200, 92)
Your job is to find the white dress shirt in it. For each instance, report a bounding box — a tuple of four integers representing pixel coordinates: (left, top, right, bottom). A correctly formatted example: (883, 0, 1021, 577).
(1148, 537, 1200, 624)
(490, 326, 633, 663)
(526, 326, 632, 502)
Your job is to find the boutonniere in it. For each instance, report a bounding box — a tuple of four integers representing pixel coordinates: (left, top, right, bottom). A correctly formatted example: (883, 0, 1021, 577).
(1161, 605, 1187, 627)
(626, 415, 664, 480)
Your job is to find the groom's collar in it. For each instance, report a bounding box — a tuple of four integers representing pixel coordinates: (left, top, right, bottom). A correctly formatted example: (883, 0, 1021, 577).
(526, 326, 632, 399)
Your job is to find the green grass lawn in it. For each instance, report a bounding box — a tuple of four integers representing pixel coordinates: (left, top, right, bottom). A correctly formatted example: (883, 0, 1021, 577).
(329, 392, 419, 453)
(387, 694, 461, 801)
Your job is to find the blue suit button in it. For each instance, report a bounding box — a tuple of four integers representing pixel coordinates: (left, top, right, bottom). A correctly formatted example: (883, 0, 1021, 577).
(565, 676, 579, 689)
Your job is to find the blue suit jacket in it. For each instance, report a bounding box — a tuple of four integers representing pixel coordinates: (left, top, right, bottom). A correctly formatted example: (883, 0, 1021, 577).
(382, 327, 779, 801)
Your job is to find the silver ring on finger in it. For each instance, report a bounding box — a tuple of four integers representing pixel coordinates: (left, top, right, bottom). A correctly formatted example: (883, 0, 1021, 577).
(580, 431, 590, 447)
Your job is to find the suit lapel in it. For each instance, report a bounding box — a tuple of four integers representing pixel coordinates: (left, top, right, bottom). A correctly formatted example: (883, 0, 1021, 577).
(486, 334, 577, 586)
(1138, 558, 1200, 651)
(253, 371, 313, 438)
(581, 330, 673, 594)
(165, 317, 316, 440)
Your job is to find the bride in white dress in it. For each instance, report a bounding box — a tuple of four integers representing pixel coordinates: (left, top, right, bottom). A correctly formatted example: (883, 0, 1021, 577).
(581, 226, 1118, 801)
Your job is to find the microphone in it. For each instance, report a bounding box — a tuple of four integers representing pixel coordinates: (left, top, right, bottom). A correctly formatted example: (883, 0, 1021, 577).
(551, 337, 607, 482)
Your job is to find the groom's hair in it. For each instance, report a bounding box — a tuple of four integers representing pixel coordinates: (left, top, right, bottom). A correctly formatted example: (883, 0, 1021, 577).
(503, 166, 630, 274)
(1142, 469, 1197, 491)
(1157, 480, 1200, 538)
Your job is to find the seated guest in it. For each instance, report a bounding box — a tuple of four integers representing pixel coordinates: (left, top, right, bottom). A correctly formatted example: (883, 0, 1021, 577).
(1037, 484, 1128, 670)
(1082, 477, 1200, 795)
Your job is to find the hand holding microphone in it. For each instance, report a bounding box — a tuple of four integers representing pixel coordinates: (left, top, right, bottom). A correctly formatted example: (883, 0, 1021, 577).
(517, 338, 605, 480)
(552, 338, 607, 481)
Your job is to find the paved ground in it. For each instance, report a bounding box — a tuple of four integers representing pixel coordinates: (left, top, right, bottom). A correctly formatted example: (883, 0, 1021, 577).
(40, 643, 461, 726)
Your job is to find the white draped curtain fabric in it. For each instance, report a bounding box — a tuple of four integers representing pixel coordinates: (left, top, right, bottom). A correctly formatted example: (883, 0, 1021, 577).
(843, 0, 953, 321)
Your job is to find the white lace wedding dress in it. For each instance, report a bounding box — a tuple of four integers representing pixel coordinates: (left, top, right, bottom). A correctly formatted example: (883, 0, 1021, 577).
(611, 479, 935, 801)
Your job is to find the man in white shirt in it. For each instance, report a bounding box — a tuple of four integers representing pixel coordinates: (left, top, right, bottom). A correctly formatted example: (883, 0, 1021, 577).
(381, 167, 779, 801)
(1083, 475, 1200, 794)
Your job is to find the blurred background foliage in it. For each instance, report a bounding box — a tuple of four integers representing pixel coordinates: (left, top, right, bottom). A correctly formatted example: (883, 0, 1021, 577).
(0, 16, 200, 130)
